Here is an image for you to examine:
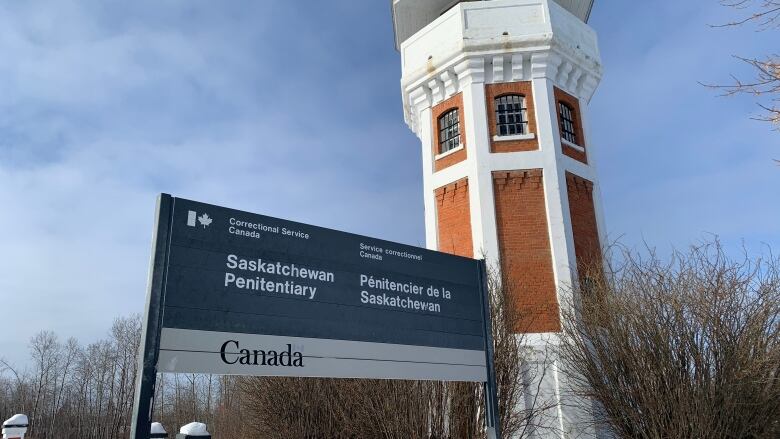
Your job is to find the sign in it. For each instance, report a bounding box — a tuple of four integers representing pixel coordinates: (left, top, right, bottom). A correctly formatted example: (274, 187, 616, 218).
(131, 194, 500, 438)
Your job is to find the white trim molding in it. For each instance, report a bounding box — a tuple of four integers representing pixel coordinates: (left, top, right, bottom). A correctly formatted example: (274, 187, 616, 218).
(561, 137, 586, 152)
(492, 133, 536, 142)
(434, 144, 465, 160)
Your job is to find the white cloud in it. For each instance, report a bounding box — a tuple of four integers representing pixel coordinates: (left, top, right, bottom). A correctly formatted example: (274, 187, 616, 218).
(0, 1, 424, 365)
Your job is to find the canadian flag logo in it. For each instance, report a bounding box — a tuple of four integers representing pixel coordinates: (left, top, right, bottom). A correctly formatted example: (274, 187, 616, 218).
(187, 210, 213, 228)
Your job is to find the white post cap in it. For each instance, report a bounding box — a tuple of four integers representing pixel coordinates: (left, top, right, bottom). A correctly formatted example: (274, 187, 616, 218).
(2, 414, 28, 428)
(150, 422, 169, 438)
(179, 422, 209, 436)
(151, 423, 167, 434)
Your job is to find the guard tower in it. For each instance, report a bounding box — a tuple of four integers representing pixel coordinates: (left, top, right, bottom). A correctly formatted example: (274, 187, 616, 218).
(392, 0, 606, 437)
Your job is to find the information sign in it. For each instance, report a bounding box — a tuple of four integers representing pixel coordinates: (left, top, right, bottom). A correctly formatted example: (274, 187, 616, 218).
(130, 195, 500, 438)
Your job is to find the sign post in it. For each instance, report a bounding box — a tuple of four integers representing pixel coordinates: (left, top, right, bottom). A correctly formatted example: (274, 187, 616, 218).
(130, 195, 501, 438)
(130, 194, 173, 439)
(479, 259, 502, 439)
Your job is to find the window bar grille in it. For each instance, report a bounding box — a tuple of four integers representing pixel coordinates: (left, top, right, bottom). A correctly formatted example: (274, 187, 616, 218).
(438, 109, 461, 154)
(494, 95, 528, 136)
(559, 102, 578, 145)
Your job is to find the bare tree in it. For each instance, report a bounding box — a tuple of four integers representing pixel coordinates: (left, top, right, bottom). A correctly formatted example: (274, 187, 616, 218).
(46, 337, 78, 437)
(211, 375, 244, 437)
(709, 1, 780, 128)
(0, 316, 149, 439)
(28, 331, 60, 437)
(0, 358, 28, 417)
(558, 241, 780, 438)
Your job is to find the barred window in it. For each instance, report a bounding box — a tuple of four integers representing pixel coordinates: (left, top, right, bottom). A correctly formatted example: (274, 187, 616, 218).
(494, 94, 529, 136)
(558, 102, 578, 145)
(438, 109, 461, 154)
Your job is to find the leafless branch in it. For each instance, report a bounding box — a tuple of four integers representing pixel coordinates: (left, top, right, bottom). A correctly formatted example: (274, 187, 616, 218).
(706, 1, 780, 132)
(713, 0, 780, 28)
(558, 240, 780, 438)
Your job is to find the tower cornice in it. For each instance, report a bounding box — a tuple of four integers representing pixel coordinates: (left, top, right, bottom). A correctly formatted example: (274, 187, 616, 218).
(402, 47, 600, 137)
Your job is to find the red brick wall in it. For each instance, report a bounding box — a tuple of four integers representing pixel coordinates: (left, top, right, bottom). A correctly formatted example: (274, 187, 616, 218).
(493, 170, 560, 333)
(485, 82, 539, 153)
(435, 178, 473, 258)
(554, 87, 588, 164)
(432, 93, 467, 172)
(566, 172, 602, 284)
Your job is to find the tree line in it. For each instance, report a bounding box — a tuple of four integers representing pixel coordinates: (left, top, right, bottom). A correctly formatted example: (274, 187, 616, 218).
(0, 316, 249, 439)
(1, 316, 141, 439)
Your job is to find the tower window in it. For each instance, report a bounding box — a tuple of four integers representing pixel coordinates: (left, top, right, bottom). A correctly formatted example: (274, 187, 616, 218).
(495, 94, 528, 136)
(558, 102, 578, 145)
(438, 109, 461, 154)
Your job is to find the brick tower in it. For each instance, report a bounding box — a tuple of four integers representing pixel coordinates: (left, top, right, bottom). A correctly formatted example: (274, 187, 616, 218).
(392, 0, 605, 437)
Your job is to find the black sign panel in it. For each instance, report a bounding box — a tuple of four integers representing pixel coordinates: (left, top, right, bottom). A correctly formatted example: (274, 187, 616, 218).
(153, 197, 488, 381)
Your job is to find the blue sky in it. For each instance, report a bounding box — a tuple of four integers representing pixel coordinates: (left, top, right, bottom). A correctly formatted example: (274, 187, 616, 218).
(0, 1, 777, 366)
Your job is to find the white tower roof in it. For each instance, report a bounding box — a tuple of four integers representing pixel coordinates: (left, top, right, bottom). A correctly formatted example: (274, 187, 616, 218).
(391, 0, 594, 48)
